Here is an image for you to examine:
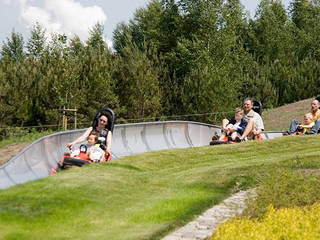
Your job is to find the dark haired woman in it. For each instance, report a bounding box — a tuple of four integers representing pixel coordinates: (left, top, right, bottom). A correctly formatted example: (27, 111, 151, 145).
(66, 113, 112, 154)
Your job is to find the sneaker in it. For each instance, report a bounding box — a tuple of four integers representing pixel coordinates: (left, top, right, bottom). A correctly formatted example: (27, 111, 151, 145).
(212, 134, 220, 141)
(304, 131, 315, 135)
(50, 167, 57, 175)
(282, 131, 290, 136)
(234, 136, 242, 143)
(227, 136, 233, 142)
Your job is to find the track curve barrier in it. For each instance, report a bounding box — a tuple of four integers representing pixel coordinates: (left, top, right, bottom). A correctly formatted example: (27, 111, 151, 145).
(0, 121, 283, 189)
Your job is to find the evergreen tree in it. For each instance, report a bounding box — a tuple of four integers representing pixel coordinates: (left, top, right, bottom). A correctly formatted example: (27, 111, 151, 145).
(69, 35, 84, 57)
(290, 0, 320, 59)
(1, 31, 24, 62)
(86, 23, 107, 52)
(114, 43, 163, 120)
(26, 23, 46, 58)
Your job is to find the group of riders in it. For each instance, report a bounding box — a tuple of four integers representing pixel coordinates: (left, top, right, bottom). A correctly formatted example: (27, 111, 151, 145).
(212, 98, 264, 143)
(212, 97, 320, 144)
(59, 97, 320, 169)
(284, 99, 320, 136)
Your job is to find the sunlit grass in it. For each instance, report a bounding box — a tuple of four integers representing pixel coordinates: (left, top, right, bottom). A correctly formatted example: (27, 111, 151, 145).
(1, 135, 320, 239)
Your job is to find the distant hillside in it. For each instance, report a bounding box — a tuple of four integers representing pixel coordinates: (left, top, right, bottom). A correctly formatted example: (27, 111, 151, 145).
(263, 98, 313, 131)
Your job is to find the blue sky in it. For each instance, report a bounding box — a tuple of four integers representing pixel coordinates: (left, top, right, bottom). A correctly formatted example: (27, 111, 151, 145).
(0, 0, 290, 48)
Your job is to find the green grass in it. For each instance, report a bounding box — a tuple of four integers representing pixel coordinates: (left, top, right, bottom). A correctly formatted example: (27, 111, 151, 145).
(1, 135, 320, 239)
(0, 129, 55, 148)
(210, 158, 320, 239)
(244, 164, 320, 218)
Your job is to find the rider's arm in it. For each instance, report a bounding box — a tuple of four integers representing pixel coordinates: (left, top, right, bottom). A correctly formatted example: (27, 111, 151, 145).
(66, 127, 93, 148)
(221, 119, 230, 132)
(253, 114, 264, 135)
(106, 131, 112, 153)
(300, 122, 315, 129)
(254, 128, 263, 135)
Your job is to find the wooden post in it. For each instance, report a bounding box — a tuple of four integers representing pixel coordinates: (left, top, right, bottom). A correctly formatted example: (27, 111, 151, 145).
(60, 107, 77, 131)
(62, 106, 66, 131)
(74, 109, 77, 129)
(64, 115, 68, 131)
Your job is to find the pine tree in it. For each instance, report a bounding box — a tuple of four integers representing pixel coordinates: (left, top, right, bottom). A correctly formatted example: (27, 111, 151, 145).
(1, 30, 24, 62)
(26, 23, 46, 58)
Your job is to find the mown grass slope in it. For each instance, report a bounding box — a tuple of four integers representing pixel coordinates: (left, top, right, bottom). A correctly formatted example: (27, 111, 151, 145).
(263, 98, 312, 131)
(1, 134, 320, 240)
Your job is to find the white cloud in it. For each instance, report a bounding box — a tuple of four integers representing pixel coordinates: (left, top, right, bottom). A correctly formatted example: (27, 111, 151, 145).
(17, 0, 108, 43)
(104, 37, 113, 49)
(0, 0, 12, 4)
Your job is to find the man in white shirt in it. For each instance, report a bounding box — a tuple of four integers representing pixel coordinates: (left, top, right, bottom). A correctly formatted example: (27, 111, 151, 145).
(238, 98, 264, 141)
(220, 98, 264, 142)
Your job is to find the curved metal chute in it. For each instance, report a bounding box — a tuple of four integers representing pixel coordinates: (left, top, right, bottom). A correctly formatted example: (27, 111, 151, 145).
(0, 121, 282, 189)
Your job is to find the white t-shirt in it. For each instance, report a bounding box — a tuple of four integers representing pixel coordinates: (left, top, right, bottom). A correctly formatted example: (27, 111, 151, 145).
(244, 110, 264, 131)
(88, 145, 105, 162)
(71, 144, 104, 162)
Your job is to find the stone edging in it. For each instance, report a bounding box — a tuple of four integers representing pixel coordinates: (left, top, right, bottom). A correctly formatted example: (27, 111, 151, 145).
(162, 189, 256, 240)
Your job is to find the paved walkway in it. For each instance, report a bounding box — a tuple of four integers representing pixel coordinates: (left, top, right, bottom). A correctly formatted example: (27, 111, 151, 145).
(162, 189, 255, 240)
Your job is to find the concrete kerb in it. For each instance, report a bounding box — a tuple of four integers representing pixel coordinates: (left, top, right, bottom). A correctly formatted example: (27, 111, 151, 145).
(162, 189, 256, 240)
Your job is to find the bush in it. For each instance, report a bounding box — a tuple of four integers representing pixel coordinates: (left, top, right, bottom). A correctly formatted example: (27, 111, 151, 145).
(211, 203, 320, 240)
(245, 169, 320, 219)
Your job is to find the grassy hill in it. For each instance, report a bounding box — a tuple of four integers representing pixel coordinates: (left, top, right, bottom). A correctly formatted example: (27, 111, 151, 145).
(263, 98, 313, 131)
(1, 134, 320, 239)
(0, 98, 319, 239)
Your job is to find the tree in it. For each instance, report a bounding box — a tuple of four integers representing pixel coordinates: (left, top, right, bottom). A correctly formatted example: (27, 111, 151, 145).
(113, 44, 163, 120)
(289, 0, 320, 59)
(26, 23, 46, 58)
(86, 23, 107, 52)
(0, 30, 24, 62)
(68, 35, 84, 57)
(249, 0, 291, 63)
(113, 0, 164, 55)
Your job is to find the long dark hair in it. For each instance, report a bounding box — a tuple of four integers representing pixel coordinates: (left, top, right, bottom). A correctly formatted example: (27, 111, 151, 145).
(92, 107, 115, 132)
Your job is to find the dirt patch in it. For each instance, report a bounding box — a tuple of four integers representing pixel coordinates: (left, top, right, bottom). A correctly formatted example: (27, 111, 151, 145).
(0, 142, 29, 166)
(298, 169, 320, 177)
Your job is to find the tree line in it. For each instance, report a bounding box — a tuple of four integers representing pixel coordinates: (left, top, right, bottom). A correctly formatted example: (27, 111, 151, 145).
(1, 0, 320, 135)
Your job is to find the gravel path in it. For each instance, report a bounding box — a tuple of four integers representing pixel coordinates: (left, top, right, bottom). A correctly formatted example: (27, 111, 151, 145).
(162, 189, 255, 240)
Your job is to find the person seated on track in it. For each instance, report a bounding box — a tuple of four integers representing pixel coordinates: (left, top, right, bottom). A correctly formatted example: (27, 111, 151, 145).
(70, 131, 105, 162)
(67, 109, 113, 159)
(218, 108, 247, 142)
(219, 98, 264, 142)
(238, 98, 264, 141)
(292, 113, 315, 135)
(285, 99, 320, 135)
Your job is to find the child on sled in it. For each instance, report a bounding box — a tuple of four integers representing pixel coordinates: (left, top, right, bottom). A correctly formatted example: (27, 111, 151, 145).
(293, 112, 315, 135)
(218, 108, 248, 142)
(70, 131, 105, 162)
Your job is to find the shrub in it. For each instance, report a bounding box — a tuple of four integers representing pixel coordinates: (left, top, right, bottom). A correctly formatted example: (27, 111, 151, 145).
(245, 169, 320, 219)
(211, 203, 320, 240)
